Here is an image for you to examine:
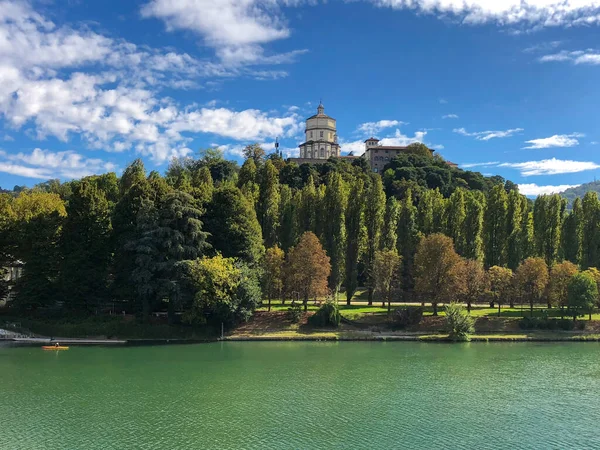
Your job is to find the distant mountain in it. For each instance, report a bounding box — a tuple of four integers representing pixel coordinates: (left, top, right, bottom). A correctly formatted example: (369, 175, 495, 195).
(561, 180, 600, 208)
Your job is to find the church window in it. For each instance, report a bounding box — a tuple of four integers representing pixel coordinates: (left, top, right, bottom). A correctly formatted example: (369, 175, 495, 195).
(320, 148, 325, 157)
(310, 131, 313, 138)
(320, 131, 324, 138)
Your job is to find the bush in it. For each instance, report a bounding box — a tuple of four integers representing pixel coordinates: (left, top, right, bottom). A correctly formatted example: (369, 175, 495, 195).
(444, 302, 474, 341)
(288, 304, 302, 323)
(307, 302, 341, 328)
(392, 307, 423, 328)
(519, 317, 576, 331)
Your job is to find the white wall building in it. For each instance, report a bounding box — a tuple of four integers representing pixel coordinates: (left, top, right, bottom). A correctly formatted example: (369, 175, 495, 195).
(298, 103, 341, 159)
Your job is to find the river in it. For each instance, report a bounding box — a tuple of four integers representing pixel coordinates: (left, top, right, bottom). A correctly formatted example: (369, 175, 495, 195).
(1, 341, 600, 449)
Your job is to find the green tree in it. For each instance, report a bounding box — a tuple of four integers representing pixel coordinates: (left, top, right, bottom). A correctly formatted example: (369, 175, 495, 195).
(561, 197, 582, 264)
(298, 175, 317, 234)
(548, 261, 578, 312)
(506, 190, 524, 270)
(381, 196, 400, 251)
(534, 194, 564, 266)
(60, 180, 112, 311)
(322, 172, 347, 298)
(262, 246, 285, 311)
(446, 188, 466, 255)
(364, 175, 386, 305)
(257, 160, 281, 247)
(373, 249, 402, 313)
(278, 185, 298, 252)
(205, 186, 264, 265)
(119, 159, 146, 196)
(581, 192, 600, 269)
(238, 158, 259, 206)
(484, 184, 508, 268)
(414, 233, 465, 316)
(242, 143, 266, 166)
(444, 302, 475, 341)
(397, 190, 420, 294)
(567, 272, 598, 321)
(463, 191, 485, 261)
(191, 166, 214, 205)
(461, 259, 488, 313)
(344, 179, 364, 305)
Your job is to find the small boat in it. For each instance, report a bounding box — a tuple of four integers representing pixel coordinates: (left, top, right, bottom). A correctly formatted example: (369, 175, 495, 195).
(42, 346, 69, 350)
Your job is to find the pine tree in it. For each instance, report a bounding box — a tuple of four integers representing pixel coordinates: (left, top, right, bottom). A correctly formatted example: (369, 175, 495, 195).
(257, 160, 280, 247)
(344, 178, 364, 305)
(322, 172, 347, 297)
(364, 175, 386, 305)
(484, 184, 508, 267)
(382, 196, 400, 251)
(238, 158, 259, 206)
(463, 191, 485, 261)
(191, 166, 214, 205)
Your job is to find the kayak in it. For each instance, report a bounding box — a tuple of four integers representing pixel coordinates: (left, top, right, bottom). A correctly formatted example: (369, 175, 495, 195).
(42, 346, 69, 350)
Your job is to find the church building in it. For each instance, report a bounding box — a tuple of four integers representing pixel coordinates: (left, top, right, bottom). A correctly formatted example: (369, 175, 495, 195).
(288, 103, 456, 170)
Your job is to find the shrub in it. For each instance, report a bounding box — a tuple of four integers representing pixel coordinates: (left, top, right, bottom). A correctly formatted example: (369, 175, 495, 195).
(307, 302, 341, 328)
(444, 302, 474, 341)
(519, 317, 576, 331)
(392, 307, 423, 328)
(288, 304, 302, 323)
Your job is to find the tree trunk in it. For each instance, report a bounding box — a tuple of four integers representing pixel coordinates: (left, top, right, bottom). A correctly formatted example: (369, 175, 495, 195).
(388, 298, 391, 314)
(547, 300, 552, 309)
(530, 299, 534, 317)
(368, 287, 373, 306)
(303, 295, 308, 312)
(433, 302, 438, 316)
(467, 301, 471, 313)
(142, 297, 150, 323)
(498, 302, 501, 317)
(346, 296, 351, 306)
(589, 312, 592, 321)
(509, 300, 514, 308)
(168, 295, 175, 325)
(268, 294, 271, 312)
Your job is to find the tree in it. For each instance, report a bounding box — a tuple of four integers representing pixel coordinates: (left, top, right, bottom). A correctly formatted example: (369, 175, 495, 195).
(364, 175, 386, 305)
(119, 159, 146, 196)
(285, 232, 330, 311)
(381, 196, 400, 251)
(322, 172, 347, 298)
(298, 175, 317, 234)
(513, 257, 549, 316)
(345, 179, 364, 305)
(463, 192, 485, 261)
(237, 158, 259, 206)
(60, 180, 113, 311)
(444, 302, 475, 341)
(257, 160, 280, 247)
(278, 185, 298, 252)
(205, 186, 264, 265)
(461, 259, 488, 313)
(567, 272, 598, 321)
(396, 190, 420, 294)
(534, 195, 563, 266)
(488, 266, 513, 312)
(561, 197, 582, 265)
(373, 249, 402, 313)
(145, 191, 211, 322)
(242, 143, 266, 165)
(414, 233, 464, 316)
(191, 166, 214, 205)
(547, 261, 578, 312)
(581, 192, 600, 269)
(262, 246, 284, 311)
(446, 188, 466, 255)
(182, 255, 261, 327)
(484, 184, 508, 268)
(506, 190, 524, 270)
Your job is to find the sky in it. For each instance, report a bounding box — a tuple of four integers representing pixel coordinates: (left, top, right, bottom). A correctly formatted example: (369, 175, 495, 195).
(1, 0, 600, 196)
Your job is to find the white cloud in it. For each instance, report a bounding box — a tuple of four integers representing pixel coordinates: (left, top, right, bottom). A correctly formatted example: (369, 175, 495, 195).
(523, 133, 584, 149)
(499, 158, 600, 176)
(439, 98, 448, 104)
(339, 139, 368, 155)
(356, 120, 404, 135)
(0, 148, 118, 179)
(140, 0, 307, 66)
(442, 114, 459, 119)
(380, 129, 427, 146)
(367, 0, 600, 28)
(454, 127, 524, 141)
(0, 1, 302, 163)
(539, 49, 600, 65)
(460, 161, 500, 168)
(518, 183, 580, 196)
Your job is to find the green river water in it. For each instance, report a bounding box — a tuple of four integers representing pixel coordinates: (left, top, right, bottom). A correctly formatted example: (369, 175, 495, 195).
(1, 341, 600, 449)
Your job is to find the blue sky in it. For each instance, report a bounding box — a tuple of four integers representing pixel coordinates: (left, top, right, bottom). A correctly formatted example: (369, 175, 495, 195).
(1, 0, 600, 196)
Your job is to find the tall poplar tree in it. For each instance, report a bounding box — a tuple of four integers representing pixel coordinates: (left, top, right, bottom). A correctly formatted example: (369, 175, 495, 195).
(322, 172, 347, 297)
(257, 160, 280, 247)
(278, 184, 298, 252)
(238, 158, 259, 206)
(364, 175, 385, 305)
(382, 196, 400, 251)
(561, 197, 582, 264)
(506, 190, 524, 270)
(484, 184, 508, 268)
(345, 178, 364, 305)
(446, 188, 466, 255)
(581, 191, 600, 269)
(298, 175, 317, 234)
(397, 190, 420, 293)
(463, 191, 484, 261)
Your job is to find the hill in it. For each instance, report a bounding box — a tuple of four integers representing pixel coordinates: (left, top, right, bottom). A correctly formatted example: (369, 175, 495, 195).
(561, 180, 600, 208)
